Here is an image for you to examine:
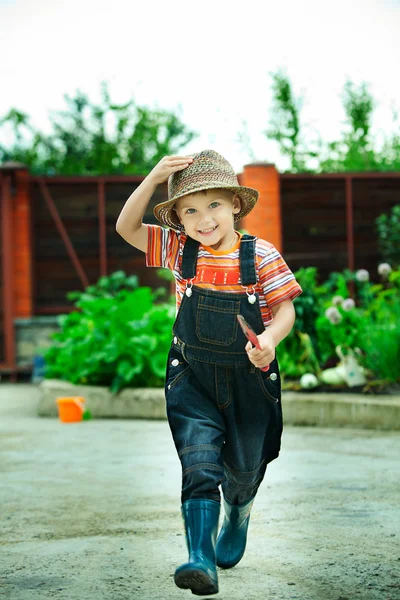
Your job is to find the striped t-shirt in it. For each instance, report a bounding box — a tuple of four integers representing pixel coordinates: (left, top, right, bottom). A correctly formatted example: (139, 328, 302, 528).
(146, 225, 302, 328)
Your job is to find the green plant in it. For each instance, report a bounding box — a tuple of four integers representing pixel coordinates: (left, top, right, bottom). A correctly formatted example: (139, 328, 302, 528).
(68, 270, 139, 300)
(376, 204, 400, 267)
(278, 264, 400, 384)
(44, 273, 175, 392)
(358, 317, 400, 383)
(309, 269, 359, 365)
(0, 82, 197, 175)
(272, 267, 324, 379)
(279, 267, 355, 376)
(278, 331, 320, 379)
(315, 301, 364, 366)
(356, 269, 400, 382)
(291, 267, 323, 349)
(322, 270, 352, 297)
(313, 268, 372, 364)
(265, 68, 312, 173)
(265, 71, 400, 173)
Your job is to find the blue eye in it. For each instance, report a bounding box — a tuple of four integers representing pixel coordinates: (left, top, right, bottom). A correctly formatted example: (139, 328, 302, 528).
(185, 208, 196, 214)
(210, 202, 220, 208)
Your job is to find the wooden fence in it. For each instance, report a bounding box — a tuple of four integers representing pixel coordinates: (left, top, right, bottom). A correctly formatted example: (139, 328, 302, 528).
(1, 163, 399, 375)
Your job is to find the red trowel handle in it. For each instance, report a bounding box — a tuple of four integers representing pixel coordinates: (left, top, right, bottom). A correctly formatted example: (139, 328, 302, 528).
(237, 314, 270, 372)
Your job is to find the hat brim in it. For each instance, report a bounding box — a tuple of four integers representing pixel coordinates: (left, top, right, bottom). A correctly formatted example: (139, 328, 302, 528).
(153, 184, 259, 231)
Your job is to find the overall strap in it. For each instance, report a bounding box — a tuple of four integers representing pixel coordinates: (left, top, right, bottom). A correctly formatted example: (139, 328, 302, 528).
(181, 233, 258, 284)
(239, 234, 258, 286)
(181, 236, 200, 279)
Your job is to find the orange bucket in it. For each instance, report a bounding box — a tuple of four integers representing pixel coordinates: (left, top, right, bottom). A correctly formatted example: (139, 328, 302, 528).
(56, 396, 86, 423)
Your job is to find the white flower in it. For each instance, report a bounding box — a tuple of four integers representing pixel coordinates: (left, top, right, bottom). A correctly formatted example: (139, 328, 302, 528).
(332, 295, 344, 306)
(378, 263, 392, 277)
(331, 312, 342, 324)
(325, 306, 342, 324)
(300, 373, 319, 389)
(342, 298, 355, 311)
(356, 269, 369, 282)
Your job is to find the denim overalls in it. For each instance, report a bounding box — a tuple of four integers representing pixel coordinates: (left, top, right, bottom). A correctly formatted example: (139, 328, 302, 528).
(165, 235, 283, 506)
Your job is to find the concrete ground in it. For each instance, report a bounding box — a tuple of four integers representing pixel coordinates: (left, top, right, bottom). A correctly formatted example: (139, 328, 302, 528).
(1, 384, 400, 600)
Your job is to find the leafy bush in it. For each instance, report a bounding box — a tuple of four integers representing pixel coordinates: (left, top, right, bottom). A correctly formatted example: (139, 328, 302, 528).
(277, 331, 321, 379)
(357, 269, 400, 382)
(315, 301, 364, 366)
(358, 318, 400, 382)
(44, 272, 175, 392)
(289, 267, 321, 346)
(44, 264, 400, 391)
(317, 269, 353, 299)
(69, 270, 140, 298)
(279, 264, 400, 384)
(277, 267, 323, 377)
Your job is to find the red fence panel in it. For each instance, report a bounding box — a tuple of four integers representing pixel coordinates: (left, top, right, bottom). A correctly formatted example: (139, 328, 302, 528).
(280, 173, 400, 281)
(280, 175, 348, 280)
(30, 177, 169, 313)
(352, 176, 400, 274)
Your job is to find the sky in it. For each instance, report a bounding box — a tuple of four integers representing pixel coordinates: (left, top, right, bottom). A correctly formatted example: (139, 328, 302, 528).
(1, 0, 400, 171)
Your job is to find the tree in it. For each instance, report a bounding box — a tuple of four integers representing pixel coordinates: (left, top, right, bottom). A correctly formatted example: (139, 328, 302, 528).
(318, 80, 379, 171)
(265, 69, 313, 173)
(0, 82, 197, 175)
(265, 71, 400, 173)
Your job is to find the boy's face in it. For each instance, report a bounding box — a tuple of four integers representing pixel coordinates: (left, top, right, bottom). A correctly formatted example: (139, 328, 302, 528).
(174, 189, 241, 249)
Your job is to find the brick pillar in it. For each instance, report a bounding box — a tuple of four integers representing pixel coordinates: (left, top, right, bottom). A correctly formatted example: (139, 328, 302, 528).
(11, 167, 33, 317)
(239, 163, 282, 252)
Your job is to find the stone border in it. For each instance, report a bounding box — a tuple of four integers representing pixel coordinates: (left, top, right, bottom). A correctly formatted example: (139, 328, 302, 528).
(38, 379, 400, 430)
(38, 379, 167, 420)
(282, 391, 400, 430)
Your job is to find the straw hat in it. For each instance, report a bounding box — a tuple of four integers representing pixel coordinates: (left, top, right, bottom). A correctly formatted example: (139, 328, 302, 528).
(153, 149, 259, 230)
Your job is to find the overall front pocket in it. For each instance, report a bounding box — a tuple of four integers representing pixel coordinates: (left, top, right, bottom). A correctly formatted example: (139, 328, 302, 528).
(165, 347, 191, 392)
(256, 367, 280, 403)
(196, 296, 240, 346)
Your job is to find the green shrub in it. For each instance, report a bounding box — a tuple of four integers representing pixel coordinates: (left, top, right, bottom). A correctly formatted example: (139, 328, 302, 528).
(358, 319, 400, 382)
(276, 267, 323, 376)
(357, 269, 400, 382)
(277, 331, 321, 378)
(282, 265, 400, 381)
(316, 269, 353, 300)
(44, 272, 175, 392)
(290, 267, 321, 347)
(315, 302, 364, 365)
(68, 270, 140, 298)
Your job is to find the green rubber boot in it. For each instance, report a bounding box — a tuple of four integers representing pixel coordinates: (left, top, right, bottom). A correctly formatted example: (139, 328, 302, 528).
(174, 498, 220, 596)
(216, 496, 254, 569)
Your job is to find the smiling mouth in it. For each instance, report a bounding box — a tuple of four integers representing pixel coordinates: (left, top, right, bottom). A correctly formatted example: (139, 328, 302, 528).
(198, 226, 218, 234)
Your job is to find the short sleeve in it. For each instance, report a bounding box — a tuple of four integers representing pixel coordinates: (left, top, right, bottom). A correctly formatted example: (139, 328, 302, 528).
(145, 224, 180, 270)
(257, 243, 302, 307)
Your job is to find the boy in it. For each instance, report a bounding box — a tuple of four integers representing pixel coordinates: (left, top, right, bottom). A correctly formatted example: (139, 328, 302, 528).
(116, 150, 302, 596)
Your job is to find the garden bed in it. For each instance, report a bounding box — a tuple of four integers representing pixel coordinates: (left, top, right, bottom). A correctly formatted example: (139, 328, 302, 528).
(39, 268, 400, 406)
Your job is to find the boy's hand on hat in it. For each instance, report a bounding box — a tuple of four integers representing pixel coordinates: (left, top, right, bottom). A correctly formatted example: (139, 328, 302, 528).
(148, 155, 194, 185)
(245, 330, 275, 370)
